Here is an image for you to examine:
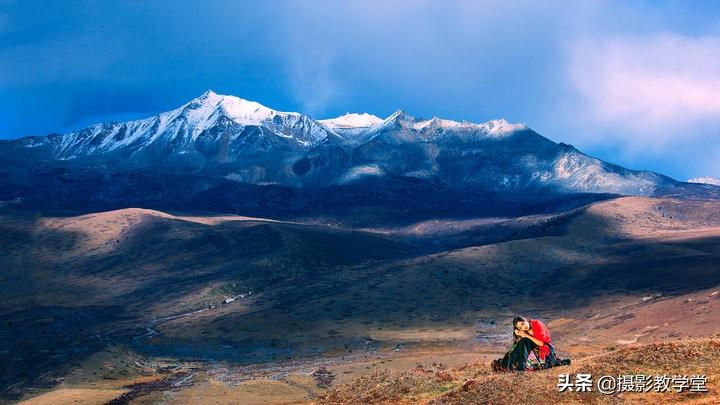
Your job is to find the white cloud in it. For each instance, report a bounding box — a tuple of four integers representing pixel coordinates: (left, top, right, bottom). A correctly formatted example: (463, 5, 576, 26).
(286, 47, 338, 115)
(568, 33, 720, 146)
(279, 22, 339, 116)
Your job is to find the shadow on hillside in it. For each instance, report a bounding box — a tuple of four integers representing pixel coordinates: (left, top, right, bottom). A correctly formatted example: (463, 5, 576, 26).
(125, 203, 720, 366)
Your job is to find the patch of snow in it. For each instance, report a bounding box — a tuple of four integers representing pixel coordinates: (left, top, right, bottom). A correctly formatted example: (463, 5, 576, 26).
(552, 152, 657, 195)
(412, 117, 463, 131)
(22, 139, 46, 148)
(688, 177, 720, 186)
(337, 164, 385, 183)
(320, 113, 383, 128)
(480, 119, 527, 136)
(373, 111, 526, 140)
(407, 115, 526, 136)
(384, 109, 414, 123)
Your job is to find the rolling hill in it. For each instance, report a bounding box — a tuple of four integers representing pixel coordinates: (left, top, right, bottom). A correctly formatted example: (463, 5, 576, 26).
(2, 195, 720, 402)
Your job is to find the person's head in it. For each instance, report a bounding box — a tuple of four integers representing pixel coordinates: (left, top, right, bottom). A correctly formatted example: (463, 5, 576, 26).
(513, 316, 530, 331)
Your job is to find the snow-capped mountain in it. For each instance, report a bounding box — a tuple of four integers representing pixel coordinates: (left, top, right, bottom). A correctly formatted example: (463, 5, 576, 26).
(43, 91, 336, 159)
(1, 91, 712, 221)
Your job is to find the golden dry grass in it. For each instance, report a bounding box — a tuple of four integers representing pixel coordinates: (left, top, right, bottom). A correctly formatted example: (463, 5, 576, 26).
(17, 388, 127, 405)
(318, 339, 720, 405)
(166, 377, 315, 405)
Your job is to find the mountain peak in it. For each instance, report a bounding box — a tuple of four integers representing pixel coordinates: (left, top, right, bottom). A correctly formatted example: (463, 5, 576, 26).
(198, 89, 218, 98)
(55, 92, 328, 152)
(178, 91, 300, 129)
(385, 109, 417, 123)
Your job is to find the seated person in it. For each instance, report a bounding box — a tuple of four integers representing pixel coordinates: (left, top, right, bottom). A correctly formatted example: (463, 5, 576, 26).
(492, 316, 571, 371)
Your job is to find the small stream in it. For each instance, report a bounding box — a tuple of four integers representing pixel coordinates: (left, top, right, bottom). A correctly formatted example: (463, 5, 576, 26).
(133, 292, 252, 340)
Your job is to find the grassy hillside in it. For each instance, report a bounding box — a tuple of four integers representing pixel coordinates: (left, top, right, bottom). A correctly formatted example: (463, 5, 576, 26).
(2, 196, 720, 402)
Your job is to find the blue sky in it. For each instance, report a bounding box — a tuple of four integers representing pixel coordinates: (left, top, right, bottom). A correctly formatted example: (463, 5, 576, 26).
(2, 0, 720, 180)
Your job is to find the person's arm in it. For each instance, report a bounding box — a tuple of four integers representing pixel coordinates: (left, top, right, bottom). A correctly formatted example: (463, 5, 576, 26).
(515, 330, 544, 346)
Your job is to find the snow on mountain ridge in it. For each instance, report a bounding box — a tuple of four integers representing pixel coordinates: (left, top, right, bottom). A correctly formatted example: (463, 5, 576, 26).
(187, 90, 300, 128)
(38, 91, 531, 159)
(481, 118, 528, 136)
(320, 106, 527, 138)
(411, 117, 525, 136)
(553, 152, 658, 194)
(167, 90, 306, 140)
(52, 90, 335, 156)
(320, 113, 383, 128)
(688, 177, 720, 186)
